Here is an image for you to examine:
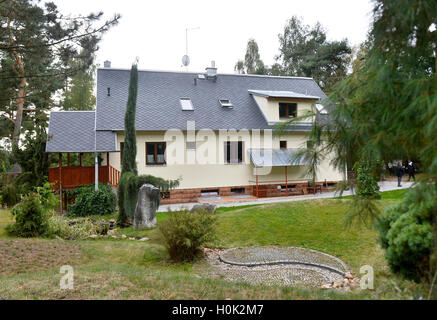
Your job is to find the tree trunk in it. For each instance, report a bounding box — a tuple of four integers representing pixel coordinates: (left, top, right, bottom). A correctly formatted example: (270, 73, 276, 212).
(7, 17, 27, 148)
(12, 76, 26, 148)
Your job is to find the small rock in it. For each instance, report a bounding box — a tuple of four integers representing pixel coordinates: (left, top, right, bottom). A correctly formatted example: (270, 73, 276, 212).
(89, 235, 98, 239)
(107, 229, 116, 236)
(321, 285, 330, 289)
(345, 273, 354, 280)
(111, 236, 117, 239)
(121, 234, 127, 239)
(190, 203, 217, 214)
(139, 237, 150, 242)
(129, 237, 136, 240)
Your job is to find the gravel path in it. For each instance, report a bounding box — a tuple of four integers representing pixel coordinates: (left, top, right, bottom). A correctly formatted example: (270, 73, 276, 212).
(200, 247, 351, 289)
(220, 246, 349, 275)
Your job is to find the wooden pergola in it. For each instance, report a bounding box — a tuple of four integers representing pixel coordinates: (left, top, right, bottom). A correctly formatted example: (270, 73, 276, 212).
(248, 148, 320, 198)
(45, 111, 121, 211)
(49, 152, 120, 211)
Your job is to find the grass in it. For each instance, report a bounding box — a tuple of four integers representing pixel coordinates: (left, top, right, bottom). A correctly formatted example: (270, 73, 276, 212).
(212, 199, 388, 273)
(380, 189, 408, 200)
(338, 188, 407, 200)
(0, 190, 428, 300)
(0, 208, 13, 238)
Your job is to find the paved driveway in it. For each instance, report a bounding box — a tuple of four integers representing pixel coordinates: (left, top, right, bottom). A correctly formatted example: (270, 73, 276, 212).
(158, 180, 415, 212)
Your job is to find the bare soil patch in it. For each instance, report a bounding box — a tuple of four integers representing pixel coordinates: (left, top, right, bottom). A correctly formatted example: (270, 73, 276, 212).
(0, 239, 81, 276)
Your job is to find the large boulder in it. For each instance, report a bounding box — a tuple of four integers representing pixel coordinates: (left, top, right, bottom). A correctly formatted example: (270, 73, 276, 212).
(134, 184, 160, 230)
(190, 203, 217, 214)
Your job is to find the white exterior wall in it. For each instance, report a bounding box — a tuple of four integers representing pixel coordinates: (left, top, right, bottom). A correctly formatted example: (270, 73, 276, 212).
(109, 130, 344, 190)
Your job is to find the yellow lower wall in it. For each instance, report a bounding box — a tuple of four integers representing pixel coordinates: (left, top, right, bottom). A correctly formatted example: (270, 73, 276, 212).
(109, 131, 345, 189)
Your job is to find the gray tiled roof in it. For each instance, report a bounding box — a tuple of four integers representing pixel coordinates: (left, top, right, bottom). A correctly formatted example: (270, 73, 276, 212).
(46, 111, 117, 153)
(96, 69, 327, 131)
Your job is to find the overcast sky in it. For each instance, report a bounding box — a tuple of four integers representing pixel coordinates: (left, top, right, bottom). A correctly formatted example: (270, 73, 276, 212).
(55, 0, 374, 73)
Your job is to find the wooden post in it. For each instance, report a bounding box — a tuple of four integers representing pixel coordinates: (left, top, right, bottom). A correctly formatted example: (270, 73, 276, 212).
(107, 152, 110, 185)
(79, 153, 83, 167)
(285, 166, 288, 196)
(59, 153, 63, 214)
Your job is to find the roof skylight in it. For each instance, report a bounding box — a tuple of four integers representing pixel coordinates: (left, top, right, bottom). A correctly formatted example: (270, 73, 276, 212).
(180, 98, 194, 111)
(219, 99, 233, 108)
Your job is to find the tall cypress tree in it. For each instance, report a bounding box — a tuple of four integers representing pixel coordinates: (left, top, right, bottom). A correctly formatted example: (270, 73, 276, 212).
(117, 63, 138, 225)
(121, 64, 138, 175)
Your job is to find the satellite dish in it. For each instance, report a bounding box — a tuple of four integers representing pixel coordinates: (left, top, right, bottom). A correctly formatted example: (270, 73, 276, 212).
(182, 55, 190, 67)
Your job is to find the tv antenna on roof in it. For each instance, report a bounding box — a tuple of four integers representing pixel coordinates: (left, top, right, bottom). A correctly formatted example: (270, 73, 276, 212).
(182, 27, 200, 70)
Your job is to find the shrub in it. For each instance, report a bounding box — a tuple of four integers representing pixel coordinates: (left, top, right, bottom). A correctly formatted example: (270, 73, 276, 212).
(158, 209, 217, 261)
(35, 182, 59, 212)
(7, 193, 47, 237)
(46, 216, 97, 240)
(0, 183, 20, 208)
(355, 160, 381, 199)
(376, 183, 435, 282)
(375, 202, 405, 248)
(67, 183, 116, 217)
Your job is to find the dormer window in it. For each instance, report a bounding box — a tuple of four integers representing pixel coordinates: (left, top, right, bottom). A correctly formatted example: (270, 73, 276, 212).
(316, 104, 328, 114)
(279, 103, 297, 119)
(180, 98, 194, 111)
(219, 99, 233, 108)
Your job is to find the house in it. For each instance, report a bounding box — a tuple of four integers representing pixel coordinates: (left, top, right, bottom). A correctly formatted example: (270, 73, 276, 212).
(46, 62, 345, 205)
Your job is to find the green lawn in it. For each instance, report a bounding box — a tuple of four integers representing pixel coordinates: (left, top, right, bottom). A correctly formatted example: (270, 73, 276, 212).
(0, 192, 426, 300)
(338, 188, 407, 200)
(0, 208, 13, 238)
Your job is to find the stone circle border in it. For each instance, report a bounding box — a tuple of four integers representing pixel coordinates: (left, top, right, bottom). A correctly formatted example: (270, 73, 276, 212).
(219, 246, 350, 276)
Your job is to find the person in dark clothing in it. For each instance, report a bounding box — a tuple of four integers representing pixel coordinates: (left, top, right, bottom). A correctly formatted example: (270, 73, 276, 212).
(388, 162, 394, 176)
(407, 160, 416, 182)
(396, 162, 405, 187)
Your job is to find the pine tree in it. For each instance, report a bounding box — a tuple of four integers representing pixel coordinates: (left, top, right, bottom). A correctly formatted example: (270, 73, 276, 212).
(318, 0, 436, 284)
(234, 39, 267, 75)
(0, 0, 119, 148)
(117, 63, 138, 225)
(63, 64, 97, 111)
(276, 16, 352, 93)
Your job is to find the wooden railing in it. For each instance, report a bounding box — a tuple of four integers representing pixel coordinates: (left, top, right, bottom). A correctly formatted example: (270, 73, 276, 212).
(249, 178, 315, 197)
(49, 165, 121, 189)
(109, 165, 120, 188)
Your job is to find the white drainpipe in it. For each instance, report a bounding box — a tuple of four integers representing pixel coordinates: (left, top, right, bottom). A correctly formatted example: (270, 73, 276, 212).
(95, 152, 99, 191)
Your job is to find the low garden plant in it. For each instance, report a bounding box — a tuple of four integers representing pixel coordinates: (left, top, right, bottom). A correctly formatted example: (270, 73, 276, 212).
(46, 216, 97, 240)
(158, 209, 217, 262)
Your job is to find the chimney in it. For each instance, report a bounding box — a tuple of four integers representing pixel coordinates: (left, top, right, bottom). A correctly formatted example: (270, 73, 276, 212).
(104, 60, 111, 68)
(205, 60, 217, 78)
